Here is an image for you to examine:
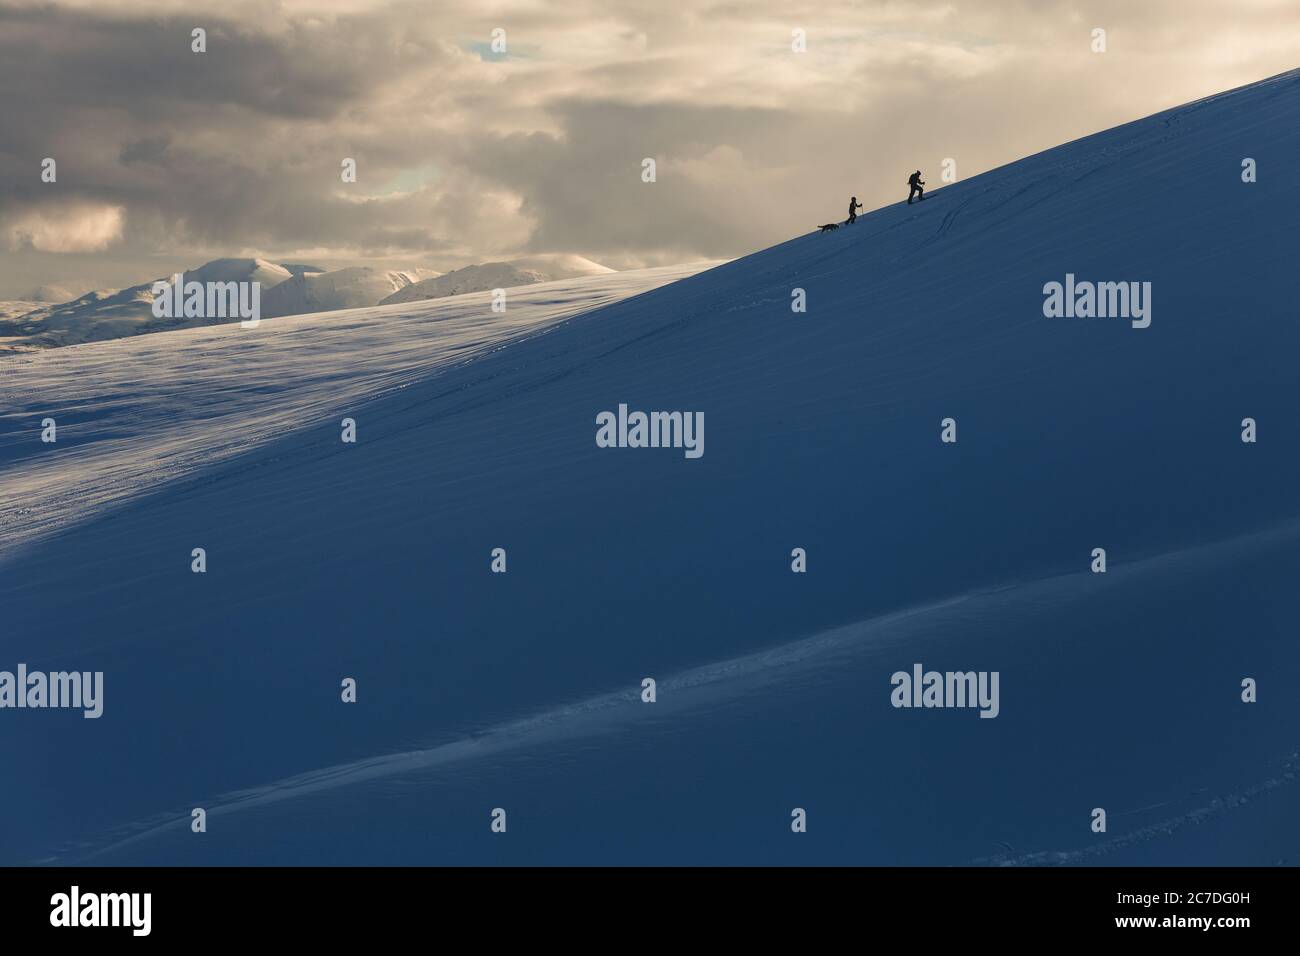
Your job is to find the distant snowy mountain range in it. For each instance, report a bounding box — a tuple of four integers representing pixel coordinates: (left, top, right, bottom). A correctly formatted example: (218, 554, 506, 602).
(0, 253, 614, 350)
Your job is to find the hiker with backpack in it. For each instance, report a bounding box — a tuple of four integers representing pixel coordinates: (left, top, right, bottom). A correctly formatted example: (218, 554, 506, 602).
(907, 170, 925, 204)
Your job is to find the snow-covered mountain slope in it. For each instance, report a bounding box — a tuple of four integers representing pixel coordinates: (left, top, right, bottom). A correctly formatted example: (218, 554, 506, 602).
(507, 253, 615, 278)
(0, 301, 41, 321)
(378, 255, 614, 306)
(0, 303, 44, 354)
(0, 262, 717, 551)
(278, 263, 327, 278)
(2, 70, 1299, 866)
(0, 258, 294, 348)
(379, 262, 546, 304)
(24, 284, 81, 303)
(261, 266, 441, 318)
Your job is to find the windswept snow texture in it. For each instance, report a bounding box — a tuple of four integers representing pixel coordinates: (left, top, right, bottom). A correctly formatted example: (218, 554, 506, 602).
(3, 71, 1300, 866)
(0, 263, 714, 552)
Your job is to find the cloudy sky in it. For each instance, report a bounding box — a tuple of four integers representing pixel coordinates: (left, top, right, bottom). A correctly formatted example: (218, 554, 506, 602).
(1, 0, 1296, 297)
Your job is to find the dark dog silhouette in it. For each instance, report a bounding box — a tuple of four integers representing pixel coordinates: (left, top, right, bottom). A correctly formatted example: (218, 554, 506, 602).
(818, 223, 840, 233)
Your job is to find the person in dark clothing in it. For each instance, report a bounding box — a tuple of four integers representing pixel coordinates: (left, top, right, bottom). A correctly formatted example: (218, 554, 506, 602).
(907, 171, 925, 204)
(847, 196, 863, 224)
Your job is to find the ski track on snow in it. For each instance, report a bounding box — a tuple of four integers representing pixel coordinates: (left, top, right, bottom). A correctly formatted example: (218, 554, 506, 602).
(39, 515, 1300, 866)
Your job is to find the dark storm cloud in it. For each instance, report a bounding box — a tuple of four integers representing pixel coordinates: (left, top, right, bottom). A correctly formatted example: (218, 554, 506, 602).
(459, 99, 814, 258)
(0, 1, 479, 272)
(0, 4, 379, 120)
(119, 135, 171, 165)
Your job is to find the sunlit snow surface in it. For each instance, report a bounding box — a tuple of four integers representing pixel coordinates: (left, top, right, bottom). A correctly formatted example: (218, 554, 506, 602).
(0, 263, 714, 553)
(2, 71, 1299, 866)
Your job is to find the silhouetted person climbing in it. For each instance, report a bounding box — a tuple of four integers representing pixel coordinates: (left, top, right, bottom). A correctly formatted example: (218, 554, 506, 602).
(847, 196, 863, 224)
(907, 171, 925, 205)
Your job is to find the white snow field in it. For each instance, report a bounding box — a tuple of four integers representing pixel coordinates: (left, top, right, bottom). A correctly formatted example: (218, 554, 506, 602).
(0, 261, 716, 553)
(2, 70, 1299, 866)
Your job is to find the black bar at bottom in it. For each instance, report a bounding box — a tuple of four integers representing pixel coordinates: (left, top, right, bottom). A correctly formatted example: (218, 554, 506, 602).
(0, 866, 1279, 941)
